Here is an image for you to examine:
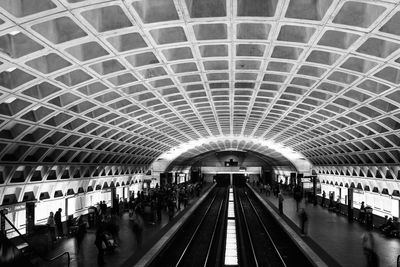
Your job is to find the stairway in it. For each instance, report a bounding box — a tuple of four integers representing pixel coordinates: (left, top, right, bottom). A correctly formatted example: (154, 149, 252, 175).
(0, 212, 70, 267)
(0, 231, 35, 267)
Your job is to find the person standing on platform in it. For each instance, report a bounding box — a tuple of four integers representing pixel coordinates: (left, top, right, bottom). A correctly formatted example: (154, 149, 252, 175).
(47, 211, 56, 243)
(362, 229, 379, 267)
(299, 208, 308, 235)
(335, 196, 341, 213)
(100, 201, 107, 216)
(156, 196, 162, 222)
(183, 190, 188, 208)
(176, 189, 180, 210)
(321, 191, 326, 207)
(168, 196, 175, 220)
(329, 192, 334, 209)
(131, 213, 143, 247)
(278, 192, 284, 215)
(294, 187, 302, 211)
(266, 184, 271, 196)
(54, 208, 63, 239)
(359, 201, 366, 223)
(76, 217, 85, 251)
(272, 185, 277, 197)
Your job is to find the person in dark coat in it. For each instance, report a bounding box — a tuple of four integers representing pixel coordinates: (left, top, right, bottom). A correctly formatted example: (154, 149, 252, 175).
(278, 192, 284, 215)
(294, 187, 302, 211)
(76, 217, 86, 251)
(359, 201, 366, 223)
(54, 208, 63, 238)
(100, 201, 107, 215)
(156, 196, 162, 222)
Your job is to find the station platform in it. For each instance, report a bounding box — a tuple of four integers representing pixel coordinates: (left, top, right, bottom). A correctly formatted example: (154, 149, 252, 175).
(40, 183, 214, 267)
(40, 183, 400, 267)
(250, 185, 400, 267)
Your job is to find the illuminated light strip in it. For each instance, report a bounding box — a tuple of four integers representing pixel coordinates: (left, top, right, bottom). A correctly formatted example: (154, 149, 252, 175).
(227, 202, 235, 217)
(157, 136, 306, 161)
(225, 219, 238, 265)
(225, 187, 238, 265)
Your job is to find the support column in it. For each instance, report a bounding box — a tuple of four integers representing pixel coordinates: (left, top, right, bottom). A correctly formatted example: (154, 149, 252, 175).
(26, 202, 35, 235)
(0, 209, 6, 235)
(111, 187, 116, 208)
(230, 173, 233, 186)
(348, 188, 353, 222)
(313, 176, 317, 205)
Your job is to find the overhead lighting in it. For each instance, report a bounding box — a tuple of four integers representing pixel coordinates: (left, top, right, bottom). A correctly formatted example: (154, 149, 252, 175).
(5, 67, 16, 72)
(157, 135, 306, 162)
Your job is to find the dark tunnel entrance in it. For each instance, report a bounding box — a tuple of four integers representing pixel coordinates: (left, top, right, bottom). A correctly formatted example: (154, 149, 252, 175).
(214, 173, 247, 187)
(215, 174, 230, 186)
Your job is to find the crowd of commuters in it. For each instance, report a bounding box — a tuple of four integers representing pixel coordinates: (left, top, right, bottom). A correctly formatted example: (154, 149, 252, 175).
(92, 181, 204, 265)
(253, 179, 385, 267)
(126, 182, 202, 224)
(44, 181, 204, 265)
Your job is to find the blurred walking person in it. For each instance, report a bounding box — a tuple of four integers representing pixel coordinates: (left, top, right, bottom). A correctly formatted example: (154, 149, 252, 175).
(299, 208, 308, 236)
(361, 229, 379, 267)
(278, 192, 284, 215)
(131, 214, 143, 247)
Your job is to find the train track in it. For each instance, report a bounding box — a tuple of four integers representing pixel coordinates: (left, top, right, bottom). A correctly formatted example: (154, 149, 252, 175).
(149, 187, 228, 267)
(235, 186, 313, 267)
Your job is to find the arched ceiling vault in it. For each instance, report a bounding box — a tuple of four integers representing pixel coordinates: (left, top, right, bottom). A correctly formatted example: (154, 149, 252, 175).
(0, 0, 400, 170)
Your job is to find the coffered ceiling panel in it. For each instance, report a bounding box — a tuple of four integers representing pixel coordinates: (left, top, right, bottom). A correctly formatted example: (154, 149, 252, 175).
(0, 0, 400, 167)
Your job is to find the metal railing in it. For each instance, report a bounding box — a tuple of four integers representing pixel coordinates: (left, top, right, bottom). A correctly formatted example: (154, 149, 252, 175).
(0, 211, 70, 267)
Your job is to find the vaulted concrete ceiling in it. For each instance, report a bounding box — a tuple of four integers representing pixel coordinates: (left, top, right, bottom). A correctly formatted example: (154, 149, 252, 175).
(1, 0, 400, 169)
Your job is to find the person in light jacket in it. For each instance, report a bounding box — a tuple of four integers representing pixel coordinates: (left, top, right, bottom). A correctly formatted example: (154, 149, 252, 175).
(47, 212, 56, 242)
